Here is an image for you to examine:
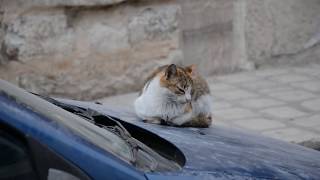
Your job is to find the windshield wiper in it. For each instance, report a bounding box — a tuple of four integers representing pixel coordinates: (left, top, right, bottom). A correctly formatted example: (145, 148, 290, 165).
(97, 114, 160, 171)
(102, 115, 182, 172)
(73, 109, 179, 172)
(99, 115, 139, 164)
(34, 93, 181, 172)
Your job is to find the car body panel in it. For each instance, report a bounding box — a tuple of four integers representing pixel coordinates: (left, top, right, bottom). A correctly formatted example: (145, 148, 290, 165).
(59, 99, 320, 180)
(1, 79, 320, 180)
(0, 92, 145, 180)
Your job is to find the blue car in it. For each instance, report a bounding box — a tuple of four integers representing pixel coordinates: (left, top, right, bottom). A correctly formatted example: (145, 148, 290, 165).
(1, 79, 320, 180)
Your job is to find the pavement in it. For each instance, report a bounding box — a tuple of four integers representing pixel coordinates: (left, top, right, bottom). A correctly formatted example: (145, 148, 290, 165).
(100, 63, 320, 147)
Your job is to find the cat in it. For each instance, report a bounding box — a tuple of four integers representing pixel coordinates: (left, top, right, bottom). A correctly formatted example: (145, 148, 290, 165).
(134, 64, 212, 128)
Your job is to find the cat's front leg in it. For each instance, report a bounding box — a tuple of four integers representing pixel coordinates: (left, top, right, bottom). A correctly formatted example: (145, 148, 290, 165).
(170, 112, 192, 126)
(170, 103, 193, 126)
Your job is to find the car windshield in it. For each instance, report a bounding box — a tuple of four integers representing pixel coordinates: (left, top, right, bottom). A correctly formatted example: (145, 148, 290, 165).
(0, 80, 134, 163)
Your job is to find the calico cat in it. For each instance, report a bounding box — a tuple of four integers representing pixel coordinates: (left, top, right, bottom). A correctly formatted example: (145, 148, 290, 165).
(134, 64, 212, 128)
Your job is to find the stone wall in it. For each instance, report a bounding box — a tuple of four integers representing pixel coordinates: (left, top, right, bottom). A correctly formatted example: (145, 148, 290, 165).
(0, 0, 319, 100)
(179, 0, 239, 75)
(178, 0, 259, 76)
(0, 0, 182, 100)
(179, 0, 320, 74)
(246, 0, 320, 66)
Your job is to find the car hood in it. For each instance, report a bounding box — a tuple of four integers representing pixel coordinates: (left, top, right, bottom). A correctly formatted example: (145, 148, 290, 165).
(59, 99, 320, 180)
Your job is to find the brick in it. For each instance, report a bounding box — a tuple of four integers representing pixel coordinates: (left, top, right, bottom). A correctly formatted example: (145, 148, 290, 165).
(259, 87, 293, 94)
(270, 74, 312, 83)
(209, 83, 235, 92)
(212, 101, 233, 110)
(213, 89, 258, 101)
(254, 68, 290, 77)
(233, 118, 286, 131)
(262, 128, 319, 143)
(215, 73, 259, 83)
(213, 119, 234, 127)
(261, 106, 307, 119)
(290, 81, 320, 92)
(214, 108, 259, 120)
(301, 99, 320, 111)
(268, 90, 315, 102)
(240, 80, 279, 90)
(293, 66, 320, 77)
(292, 115, 320, 127)
(238, 98, 284, 109)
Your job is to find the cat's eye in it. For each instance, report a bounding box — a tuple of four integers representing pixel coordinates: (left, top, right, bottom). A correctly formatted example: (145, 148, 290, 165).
(177, 87, 185, 94)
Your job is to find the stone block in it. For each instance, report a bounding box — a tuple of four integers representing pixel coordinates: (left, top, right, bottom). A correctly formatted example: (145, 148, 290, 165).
(215, 73, 259, 84)
(262, 128, 319, 143)
(259, 87, 293, 94)
(292, 115, 320, 128)
(3, 0, 126, 8)
(302, 99, 320, 111)
(239, 98, 284, 109)
(213, 89, 258, 101)
(246, 0, 320, 66)
(0, 1, 182, 100)
(214, 108, 259, 121)
(254, 68, 290, 77)
(290, 81, 320, 93)
(233, 118, 286, 131)
(208, 82, 235, 92)
(293, 66, 320, 77)
(268, 90, 315, 102)
(270, 74, 312, 83)
(261, 106, 307, 119)
(239, 80, 279, 90)
(212, 101, 233, 110)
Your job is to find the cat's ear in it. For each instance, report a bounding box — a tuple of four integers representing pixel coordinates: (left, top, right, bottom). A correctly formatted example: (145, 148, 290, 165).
(185, 64, 197, 76)
(165, 64, 177, 79)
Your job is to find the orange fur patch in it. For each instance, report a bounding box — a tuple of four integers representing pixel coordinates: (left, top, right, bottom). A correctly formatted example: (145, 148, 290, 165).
(159, 67, 192, 95)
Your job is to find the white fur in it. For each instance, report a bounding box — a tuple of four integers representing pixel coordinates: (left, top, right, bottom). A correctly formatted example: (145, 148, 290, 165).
(134, 76, 212, 126)
(191, 94, 212, 117)
(170, 111, 192, 125)
(134, 76, 186, 123)
(185, 87, 192, 102)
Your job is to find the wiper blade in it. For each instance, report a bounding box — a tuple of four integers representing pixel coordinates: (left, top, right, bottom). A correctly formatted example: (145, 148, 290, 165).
(33, 93, 179, 171)
(102, 115, 162, 171)
(68, 109, 179, 172)
(101, 114, 139, 164)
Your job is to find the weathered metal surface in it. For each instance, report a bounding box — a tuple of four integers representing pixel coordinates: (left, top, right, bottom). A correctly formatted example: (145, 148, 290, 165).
(1, 79, 320, 179)
(63, 99, 320, 180)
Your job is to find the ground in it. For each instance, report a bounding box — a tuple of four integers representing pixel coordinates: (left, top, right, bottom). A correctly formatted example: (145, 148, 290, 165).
(100, 63, 320, 148)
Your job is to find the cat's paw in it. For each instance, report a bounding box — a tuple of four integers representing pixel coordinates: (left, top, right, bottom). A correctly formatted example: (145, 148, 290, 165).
(142, 118, 162, 124)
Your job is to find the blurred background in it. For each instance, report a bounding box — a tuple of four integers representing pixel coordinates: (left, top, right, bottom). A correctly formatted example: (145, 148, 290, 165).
(1, 0, 319, 100)
(1, 0, 320, 148)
